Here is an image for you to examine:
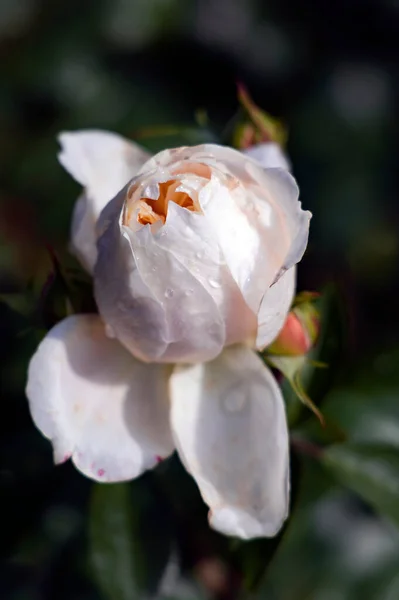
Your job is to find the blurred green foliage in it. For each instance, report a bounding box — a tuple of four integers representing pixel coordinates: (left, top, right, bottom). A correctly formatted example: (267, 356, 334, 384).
(1, 0, 399, 599)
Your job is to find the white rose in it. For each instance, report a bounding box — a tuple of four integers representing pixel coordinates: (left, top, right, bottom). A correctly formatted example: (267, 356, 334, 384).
(26, 131, 311, 539)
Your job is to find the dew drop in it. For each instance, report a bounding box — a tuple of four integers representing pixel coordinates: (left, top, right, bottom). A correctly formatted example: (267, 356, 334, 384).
(185, 288, 194, 296)
(208, 278, 221, 289)
(164, 288, 174, 299)
(222, 384, 247, 412)
(195, 251, 203, 259)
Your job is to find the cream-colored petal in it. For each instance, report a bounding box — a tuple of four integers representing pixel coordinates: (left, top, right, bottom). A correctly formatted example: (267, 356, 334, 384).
(58, 129, 150, 211)
(247, 166, 311, 283)
(124, 219, 227, 363)
(26, 314, 174, 482)
(141, 201, 257, 348)
(94, 189, 172, 363)
(198, 176, 280, 316)
(195, 146, 309, 315)
(256, 267, 296, 350)
(58, 129, 151, 272)
(95, 189, 228, 364)
(170, 345, 290, 539)
(189, 147, 309, 282)
(243, 142, 291, 171)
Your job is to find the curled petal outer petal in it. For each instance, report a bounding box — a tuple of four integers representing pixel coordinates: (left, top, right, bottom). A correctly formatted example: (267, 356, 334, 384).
(199, 144, 308, 307)
(95, 188, 170, 363)
(256, 267, 296, 351)
(58, 129, 151, 272)
(151, 201, 258, 348)
(170, 344, 290, 539)
(251, 167, 311, 284)
(69, 192, 98, 272)
(243, 142, 291, 171)
(95, 191, 230, 363)
(25, 314, 174, 482)
(145, 143, 309, 316)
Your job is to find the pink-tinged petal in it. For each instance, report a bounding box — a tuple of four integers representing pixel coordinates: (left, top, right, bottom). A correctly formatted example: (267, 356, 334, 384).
(95, 191, 230, 364)
(192, 145, 309, 315)
(58, 129, 151, 272)
(198, 176, 280, 316)
(170, 345, 290, 539)
(246, 165, 311, 283)
(153, 201, 258, 348)
(26, 314, 174, 482)
(243, 142, 291, 171)
(256, 267, 296, 351)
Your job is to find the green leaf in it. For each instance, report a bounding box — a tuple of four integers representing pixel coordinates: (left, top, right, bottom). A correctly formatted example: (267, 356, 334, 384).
(0, 292, 32, 316)
(302, 349, 399, 446)
(323, 443, 399, 528)
(256, 458, 399, 599)
(89, 483, 140, 600)
(89, 477, 175, 600)
(322, 387, 399, 448)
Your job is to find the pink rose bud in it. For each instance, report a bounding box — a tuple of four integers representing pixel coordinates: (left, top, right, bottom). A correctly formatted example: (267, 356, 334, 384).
(268, 301, 320, 357)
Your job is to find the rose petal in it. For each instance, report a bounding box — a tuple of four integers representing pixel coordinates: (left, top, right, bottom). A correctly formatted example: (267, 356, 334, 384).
(95, 188, 228, 364)
(123, 217, 227, 363)
(26, 314, 174, 482)
(58, 129, 150, 272)
(246, 165, 311, 283)
(191, 145, 309, 314)
(256, 267, 296, 350)
(198, 176, 281, 315)
(143, 201, 257, 348)
(243, 142, 291, 171)
(192, 147, 310, 284)
(94, 189, 172, 363)
(170, 344, 290, 539)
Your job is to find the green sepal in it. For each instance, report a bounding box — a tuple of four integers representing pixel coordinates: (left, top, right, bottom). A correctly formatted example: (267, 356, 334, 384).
(234, 84, 288, 148)
(266, 354, 326, 426)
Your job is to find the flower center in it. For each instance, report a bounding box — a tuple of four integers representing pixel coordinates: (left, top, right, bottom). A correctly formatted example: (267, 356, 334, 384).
(123, 162, 212, 229)
(137, 179, 197, 226)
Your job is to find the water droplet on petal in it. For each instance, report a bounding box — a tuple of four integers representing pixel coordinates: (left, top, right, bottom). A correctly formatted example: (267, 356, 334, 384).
(185, 288, 194, 296)
(164, 288, 174, 299)
(195, 251, 203, 259)
(222, 383, 247, 412)
(209, 278, 221, 289)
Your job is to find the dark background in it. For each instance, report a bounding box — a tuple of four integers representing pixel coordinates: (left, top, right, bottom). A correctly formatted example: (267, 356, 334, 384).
(1, 1, 399, 599)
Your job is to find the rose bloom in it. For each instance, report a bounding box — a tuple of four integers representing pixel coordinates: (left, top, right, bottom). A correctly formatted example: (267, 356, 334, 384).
(26, 131, 310, 539)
